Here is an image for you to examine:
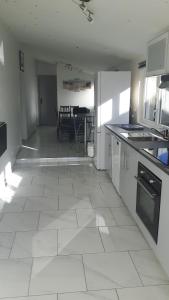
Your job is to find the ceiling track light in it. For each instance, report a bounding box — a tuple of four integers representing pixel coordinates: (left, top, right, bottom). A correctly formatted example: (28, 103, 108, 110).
(73, 0, 94, 23)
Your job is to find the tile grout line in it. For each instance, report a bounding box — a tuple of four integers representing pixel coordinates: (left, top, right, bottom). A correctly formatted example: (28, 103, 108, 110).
(28, 257, 34, 296)
(1, 286, 169, 299)
(128, 250, 144, 286)
(57, 229, 59, 255)
(8, 231, 16, 259)
(81, 255, 88, 292)
(115, 288, 120, 300)
(98, 227, 106, 252)
(30, 176, 34, 185)
(74, 209, 79, 227)
(23, 197, 29, 211)
(36, 211, 41, 231)
(58, 194, 60, 210)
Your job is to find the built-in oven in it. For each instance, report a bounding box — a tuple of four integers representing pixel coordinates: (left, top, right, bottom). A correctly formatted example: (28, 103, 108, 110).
(135, 162, 162, 243)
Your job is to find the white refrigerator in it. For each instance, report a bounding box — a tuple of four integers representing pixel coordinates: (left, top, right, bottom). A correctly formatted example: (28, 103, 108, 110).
(94, 71, 131, 170)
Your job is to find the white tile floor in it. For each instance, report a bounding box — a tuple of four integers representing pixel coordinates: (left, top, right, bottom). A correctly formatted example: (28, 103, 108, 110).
(17, 126, 85, 159)
(0, 163, 168, 299)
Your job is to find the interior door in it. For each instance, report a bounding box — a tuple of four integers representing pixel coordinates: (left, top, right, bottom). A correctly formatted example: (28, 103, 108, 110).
(38, 75, 57, 126)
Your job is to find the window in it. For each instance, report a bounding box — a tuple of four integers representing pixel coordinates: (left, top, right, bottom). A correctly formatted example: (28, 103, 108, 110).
(143, 76, 169, 128)
(144, 77, 158, 122)
(159, 89, 169, 126)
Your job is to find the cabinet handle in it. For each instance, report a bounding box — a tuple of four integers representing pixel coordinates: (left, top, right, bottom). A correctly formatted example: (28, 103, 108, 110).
(125, 153, 127, 169)
(122, 151, 125, 169)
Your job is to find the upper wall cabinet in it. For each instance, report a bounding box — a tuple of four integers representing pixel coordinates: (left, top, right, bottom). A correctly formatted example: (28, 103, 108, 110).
(146, 32, 169, 76)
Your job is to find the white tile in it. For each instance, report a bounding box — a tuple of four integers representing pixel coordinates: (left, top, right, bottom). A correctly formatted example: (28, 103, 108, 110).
(0, 197, 27, 213)
(0, 258, 32, 298)
(10, 230, 58, 258)
(73, 178, 103, 187)
(130, 250, 169, 285)
(0, 233, 15, 258)
(39, 210, 77, 230)
(83, 252, 142, 290)
(59, 177, 74, 185)
(15, 186, 44, 197)
(0, 212, 39, 232)
(58, 227, 104, 255)
(24, 196, 59, 211)
(100, 182, 117, 194)
(59, 194, 92, 210)
(99, 226, 149, 252)
(90, 192, 123, 208)
(29, 255, 86, 294)
(111, 207, 136, 226)
(32, 175, 59, 187)
(18, 175, 33, 187)
(73, 183, 101, 195)
(0, 296, 57, 300)
(44, 184, 73, 197)
(76, 208, 116, 227)
(58, 290, 118, 300)
(117, 285, 169, 300)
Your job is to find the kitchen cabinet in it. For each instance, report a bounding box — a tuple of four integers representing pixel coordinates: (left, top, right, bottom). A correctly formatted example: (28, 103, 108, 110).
(105, 126, 169, 278)
(105, 131, 112, 179)
(147, 32, 169, 76)
(111, 135, 121, 193)
(135, 154, 169, 278)
(120, 142, 138, 215)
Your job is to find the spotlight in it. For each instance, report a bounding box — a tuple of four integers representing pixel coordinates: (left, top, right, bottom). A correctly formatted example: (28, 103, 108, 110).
(79, 3, 87, 12)
(78, 0, 94, 23)
(87, 11, 93, 23)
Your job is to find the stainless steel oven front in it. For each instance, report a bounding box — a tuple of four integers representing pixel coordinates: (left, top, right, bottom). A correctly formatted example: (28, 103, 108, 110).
(135, 162, 162, 243)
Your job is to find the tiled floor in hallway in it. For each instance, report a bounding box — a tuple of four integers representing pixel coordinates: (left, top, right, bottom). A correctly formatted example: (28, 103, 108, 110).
(17, 126, 85, 159)
(0, 163, 169, 299)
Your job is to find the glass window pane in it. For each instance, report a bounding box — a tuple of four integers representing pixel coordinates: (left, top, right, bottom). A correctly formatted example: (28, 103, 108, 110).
(160, 89, 169, 126)
(144, 77, 158, 122)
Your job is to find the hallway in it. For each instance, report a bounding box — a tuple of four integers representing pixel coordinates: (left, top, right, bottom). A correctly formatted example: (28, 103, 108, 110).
(17, 127, 85, 159)
(0, 163, 168, 299)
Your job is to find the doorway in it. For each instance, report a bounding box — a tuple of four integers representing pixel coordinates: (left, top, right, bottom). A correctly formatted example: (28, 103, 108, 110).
(38, 75, 57, 126)
(17, 73, 94, 161)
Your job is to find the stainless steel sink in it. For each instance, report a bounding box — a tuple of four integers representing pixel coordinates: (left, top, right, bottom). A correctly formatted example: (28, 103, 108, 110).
(120, 132, 167, 142)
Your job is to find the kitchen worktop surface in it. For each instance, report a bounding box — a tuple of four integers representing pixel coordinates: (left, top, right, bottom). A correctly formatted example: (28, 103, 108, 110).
(105, 124, 169, 175)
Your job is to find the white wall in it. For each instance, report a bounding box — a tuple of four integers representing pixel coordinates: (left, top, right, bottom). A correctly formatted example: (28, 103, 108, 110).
(36, 60, 57, 76)
(0, 21, 21, 173)
(130, 59, 146, 123)
(20, 48, 38, 140)
(57, 63, 94, 110)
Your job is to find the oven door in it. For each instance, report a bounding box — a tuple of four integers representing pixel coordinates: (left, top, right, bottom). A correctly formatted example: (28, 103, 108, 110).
(136, 176, 161, 243)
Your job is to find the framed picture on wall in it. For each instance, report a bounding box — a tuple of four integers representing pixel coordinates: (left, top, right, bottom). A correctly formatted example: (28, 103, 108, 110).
(19, 50, 24, 72)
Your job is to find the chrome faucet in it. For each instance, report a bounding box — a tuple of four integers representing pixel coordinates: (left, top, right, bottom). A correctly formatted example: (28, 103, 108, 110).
(151, 128, 169, 139)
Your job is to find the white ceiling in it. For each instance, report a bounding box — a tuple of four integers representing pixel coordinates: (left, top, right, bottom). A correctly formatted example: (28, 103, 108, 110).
(0, 0, 169, 71)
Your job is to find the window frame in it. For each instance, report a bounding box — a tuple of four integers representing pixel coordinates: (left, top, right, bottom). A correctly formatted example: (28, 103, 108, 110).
(140, 74, 169, 129)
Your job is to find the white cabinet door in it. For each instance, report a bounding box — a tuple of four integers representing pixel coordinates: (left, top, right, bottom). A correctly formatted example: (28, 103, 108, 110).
(119, 142, 128, 199)
(105, 132, 112, 178)
(112, 135, 121, 193)
(120, 143, 138, 215)
(147, 32, 169, 76)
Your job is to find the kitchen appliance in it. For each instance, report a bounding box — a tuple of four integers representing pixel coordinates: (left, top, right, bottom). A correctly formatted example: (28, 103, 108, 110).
(119, 124, 144, 131)
(136, 162, 162, 243)
(94, 71, 131, 170)
(121, 131, 166, 142)
(143, 147, 169, 166)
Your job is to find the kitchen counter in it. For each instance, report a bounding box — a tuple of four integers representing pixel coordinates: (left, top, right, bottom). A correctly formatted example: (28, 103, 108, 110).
(105, 124, 169, 175)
